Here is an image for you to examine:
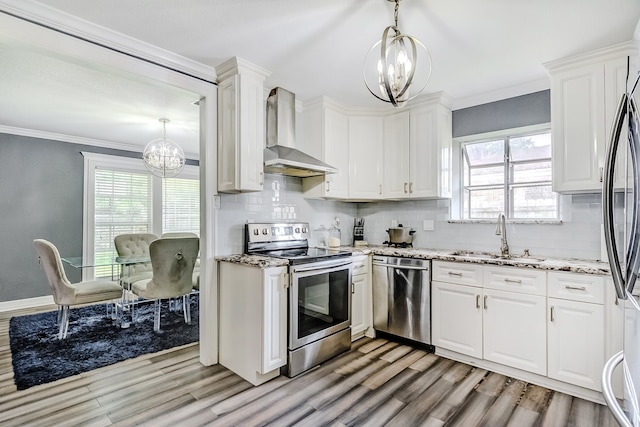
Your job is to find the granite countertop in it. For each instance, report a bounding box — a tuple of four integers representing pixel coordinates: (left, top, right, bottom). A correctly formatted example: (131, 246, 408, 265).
(217, 245, 611, 275)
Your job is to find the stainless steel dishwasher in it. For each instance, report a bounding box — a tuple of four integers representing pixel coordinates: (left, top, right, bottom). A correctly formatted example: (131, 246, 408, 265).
(372, 256, 431, 344)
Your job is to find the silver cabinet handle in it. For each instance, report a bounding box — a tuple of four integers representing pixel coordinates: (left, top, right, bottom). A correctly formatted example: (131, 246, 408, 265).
(404, 182, 408, 193)
(550, 306, 555, 322)
(355, 264, 365, 269)
(476, 295, 480, 309)
(259, 171, 264, 185)
(351, 283, 355, 294)
(379, 184, 382, 195)
(504, 278, 522, 284)
(602, 351, 631, 427)
(326, 180, 330, 192)
(600, 166, 604, 183)
(448, 272, 462, 277)
(565, 285, 586, 291)
(409, 182, 413, 193)
(483, 295, 488, 310)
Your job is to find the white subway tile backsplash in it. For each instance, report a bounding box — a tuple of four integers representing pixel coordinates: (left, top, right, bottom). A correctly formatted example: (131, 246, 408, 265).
(217, 176, 603, 260)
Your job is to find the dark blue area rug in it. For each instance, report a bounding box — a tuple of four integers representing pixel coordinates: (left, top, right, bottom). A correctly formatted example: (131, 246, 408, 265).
(9, 295, 199, 390)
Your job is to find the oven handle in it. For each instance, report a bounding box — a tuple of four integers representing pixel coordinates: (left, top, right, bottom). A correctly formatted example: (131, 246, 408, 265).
(292, 258, 352, 273)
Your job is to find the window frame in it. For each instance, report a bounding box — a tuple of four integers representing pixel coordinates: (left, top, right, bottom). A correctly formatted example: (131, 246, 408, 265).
(457, 124, 557, 220)
(82, 152, 198, 280)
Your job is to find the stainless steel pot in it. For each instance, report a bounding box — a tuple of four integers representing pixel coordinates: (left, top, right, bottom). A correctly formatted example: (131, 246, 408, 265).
(385, 225, 416, 244)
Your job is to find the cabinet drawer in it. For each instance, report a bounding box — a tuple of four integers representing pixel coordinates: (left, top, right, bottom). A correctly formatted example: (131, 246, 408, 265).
(548, 271, 605, 304)
(484, 265, 546, 296)
(351, 255, 369, 276)
(432, 261, 484, 286)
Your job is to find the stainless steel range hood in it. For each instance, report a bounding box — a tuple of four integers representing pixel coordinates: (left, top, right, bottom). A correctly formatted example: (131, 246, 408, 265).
(264, 87, 337, 177)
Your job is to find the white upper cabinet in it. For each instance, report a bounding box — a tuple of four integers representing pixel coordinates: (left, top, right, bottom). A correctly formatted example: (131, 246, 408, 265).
(301, 98, 350, 199)
(216, 57, 271, 193)
(383, 93, 452, 199)
(546, 42, 639, 193)
(349, 115, 384, 200)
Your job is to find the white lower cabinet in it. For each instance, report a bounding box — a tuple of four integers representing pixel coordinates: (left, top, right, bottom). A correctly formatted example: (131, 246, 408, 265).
(350, 254, 372, 340)
(432, 261, 620, 401)
(547, 271, 608, 392)
(432, 281, 483, 358)
(218, 262, 287, 385)
(483, 288, 547, 375)
(548, 297, 604, 390)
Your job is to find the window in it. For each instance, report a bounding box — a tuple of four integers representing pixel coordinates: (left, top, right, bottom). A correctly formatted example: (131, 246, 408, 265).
(82, 153, 199, 279)
(461, 129, 557, 220)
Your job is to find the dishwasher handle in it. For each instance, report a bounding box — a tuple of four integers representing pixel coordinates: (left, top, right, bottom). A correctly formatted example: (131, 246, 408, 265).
(373, 263, 429, 271)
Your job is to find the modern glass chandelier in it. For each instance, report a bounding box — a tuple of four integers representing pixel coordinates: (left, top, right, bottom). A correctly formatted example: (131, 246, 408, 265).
(363, 0, 432, 107)
(142, 118, 185, 178)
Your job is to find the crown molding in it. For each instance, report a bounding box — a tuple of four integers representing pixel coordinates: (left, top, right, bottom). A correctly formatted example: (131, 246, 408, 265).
(0, 0, 217, 83)
(0, 125, 200, 160)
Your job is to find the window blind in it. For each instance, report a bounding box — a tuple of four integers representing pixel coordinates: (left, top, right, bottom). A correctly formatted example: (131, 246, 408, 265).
(162, 177, 200, 236)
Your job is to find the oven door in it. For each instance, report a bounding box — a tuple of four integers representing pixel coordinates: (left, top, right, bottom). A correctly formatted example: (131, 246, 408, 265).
(289, 258, 352, 350)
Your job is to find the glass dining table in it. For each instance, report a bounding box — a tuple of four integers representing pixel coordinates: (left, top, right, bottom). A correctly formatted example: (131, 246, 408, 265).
(61, 255, 152, 327)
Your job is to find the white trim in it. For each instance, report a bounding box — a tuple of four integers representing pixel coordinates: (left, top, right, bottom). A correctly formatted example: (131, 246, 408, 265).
(0, 125, 199, 160)
(0, 295, 54, 313)
(452, 79, 550, 111)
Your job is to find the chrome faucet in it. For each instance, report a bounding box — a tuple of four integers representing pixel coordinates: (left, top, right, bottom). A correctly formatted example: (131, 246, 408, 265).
(496, 213, 509, 257)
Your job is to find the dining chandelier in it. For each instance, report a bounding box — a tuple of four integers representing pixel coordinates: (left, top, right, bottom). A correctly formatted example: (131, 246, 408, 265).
(363, 0, 432, 107)
(142, 118, 185, 178)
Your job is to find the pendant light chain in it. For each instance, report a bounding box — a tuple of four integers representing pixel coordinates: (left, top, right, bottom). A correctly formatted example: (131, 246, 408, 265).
(394, 0, 399, 27)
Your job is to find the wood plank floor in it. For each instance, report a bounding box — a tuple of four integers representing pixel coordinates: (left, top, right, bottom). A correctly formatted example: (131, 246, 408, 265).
(0, 304, 618, 426)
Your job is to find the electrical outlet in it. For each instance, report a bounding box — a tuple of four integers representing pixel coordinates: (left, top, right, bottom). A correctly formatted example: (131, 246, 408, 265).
(423, 220, 434, 231)
(391, 219, 398, 227)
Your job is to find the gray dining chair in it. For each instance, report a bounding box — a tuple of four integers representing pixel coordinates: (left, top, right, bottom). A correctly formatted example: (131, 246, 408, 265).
(33, 239, 123, 339)
(129, 237, 199, 332)
(161, 232, 200, 291)
(114, 233, 158, 290)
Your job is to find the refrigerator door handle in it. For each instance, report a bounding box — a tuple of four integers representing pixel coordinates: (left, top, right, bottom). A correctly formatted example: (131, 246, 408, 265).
(602, 351, 632, 427)
(603, 93, 629, 300)
(625, 97, 640, 294)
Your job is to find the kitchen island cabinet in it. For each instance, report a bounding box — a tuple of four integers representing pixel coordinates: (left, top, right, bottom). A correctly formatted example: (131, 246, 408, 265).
(218, 261, 287, 385)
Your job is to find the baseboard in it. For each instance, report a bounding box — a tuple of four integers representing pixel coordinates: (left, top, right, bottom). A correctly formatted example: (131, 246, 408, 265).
(0, 295, 55, 313)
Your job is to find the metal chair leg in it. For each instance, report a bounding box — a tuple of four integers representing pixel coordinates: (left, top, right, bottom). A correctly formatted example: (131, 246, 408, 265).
(58, 305, 70, 339)
(153, 299, 162, 332)
(183, 295, 191, 325)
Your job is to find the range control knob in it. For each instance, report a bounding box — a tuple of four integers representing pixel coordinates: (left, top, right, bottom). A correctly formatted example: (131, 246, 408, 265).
(295, 227, 301, 233)
(302, 227, 308, 234)
(253, 229, 259, 235)
(262, 228, 268, 235)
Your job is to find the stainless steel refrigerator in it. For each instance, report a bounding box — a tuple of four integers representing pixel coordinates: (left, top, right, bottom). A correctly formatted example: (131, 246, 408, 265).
(602, 68, 640, 427)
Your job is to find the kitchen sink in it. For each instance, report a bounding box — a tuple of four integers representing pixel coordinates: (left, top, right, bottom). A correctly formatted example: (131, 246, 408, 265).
(449, 250, 545, 263)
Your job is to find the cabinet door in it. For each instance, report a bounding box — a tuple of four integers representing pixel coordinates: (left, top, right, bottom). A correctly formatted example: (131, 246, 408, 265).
(349, 116, 383, 200)
(410, 104, 452, 198)
(323, 107, 350, 198)
(432, 281, 483, 358)
(217, 73, 265, 193)
(550, 63, 605, 193)
(483, 289, 547, 375)
(261, 267, 287, 373)
(548, 298, 604, 391)
(383, 111, 410, 199)
(351, 273, 371, 339)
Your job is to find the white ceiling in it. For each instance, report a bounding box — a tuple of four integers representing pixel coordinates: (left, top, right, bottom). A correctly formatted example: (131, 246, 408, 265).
(1, 0, 639, 157)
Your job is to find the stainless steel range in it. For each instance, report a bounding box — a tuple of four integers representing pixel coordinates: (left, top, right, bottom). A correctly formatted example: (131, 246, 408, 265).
(245, 222, 353, 377)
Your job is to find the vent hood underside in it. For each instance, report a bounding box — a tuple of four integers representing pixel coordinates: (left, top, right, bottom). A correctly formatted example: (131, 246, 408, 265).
(264, 145, 337, 177)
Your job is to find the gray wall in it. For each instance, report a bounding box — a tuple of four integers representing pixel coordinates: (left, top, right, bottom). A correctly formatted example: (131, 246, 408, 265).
(452, 90, 550, 138)
(0, 133, 200, 302)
